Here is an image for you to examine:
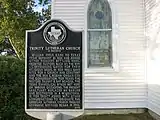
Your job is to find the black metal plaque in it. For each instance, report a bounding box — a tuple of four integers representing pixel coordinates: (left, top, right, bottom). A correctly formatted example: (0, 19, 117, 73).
(26, 20, 83, 109)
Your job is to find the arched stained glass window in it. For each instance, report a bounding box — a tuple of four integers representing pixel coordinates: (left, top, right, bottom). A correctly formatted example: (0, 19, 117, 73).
(88, 0, 112, 67)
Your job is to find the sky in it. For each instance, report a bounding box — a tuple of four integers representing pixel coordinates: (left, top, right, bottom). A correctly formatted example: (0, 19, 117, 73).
(33, 0, 51, 12)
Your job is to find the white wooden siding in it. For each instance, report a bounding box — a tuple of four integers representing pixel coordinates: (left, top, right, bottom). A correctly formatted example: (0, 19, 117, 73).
(52, 0, 86, 30)
(145, 0, 160, 115)
(52, 0, 146, 109)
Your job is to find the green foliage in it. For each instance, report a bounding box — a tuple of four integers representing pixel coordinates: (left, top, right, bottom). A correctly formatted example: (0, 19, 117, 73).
(38, 0, 51, 6)
(0, 37, 16, 56)
(0, 0, 51, 59)
(42, 4, 51, 22)
(0, 0, 39, 59)
(73, 113, 155, 120)
(36, 0, 51, 25)
(0, 56, 38, 120)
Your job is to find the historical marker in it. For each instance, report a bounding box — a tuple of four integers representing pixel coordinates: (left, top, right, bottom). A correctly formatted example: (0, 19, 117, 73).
(25, 20, 83, 110)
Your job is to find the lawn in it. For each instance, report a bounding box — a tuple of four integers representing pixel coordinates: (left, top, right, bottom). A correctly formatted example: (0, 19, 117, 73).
(72, 112, 155, 120)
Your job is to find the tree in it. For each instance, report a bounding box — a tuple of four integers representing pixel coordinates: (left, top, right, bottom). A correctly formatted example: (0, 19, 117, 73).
(38, 0, 51, 6)
(0, 37, 16, 56)
(0, 0, 39, 59)
(36, 0, 51, 25)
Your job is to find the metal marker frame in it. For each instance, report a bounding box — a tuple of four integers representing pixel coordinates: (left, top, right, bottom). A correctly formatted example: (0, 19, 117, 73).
(25, 19, 84, 120)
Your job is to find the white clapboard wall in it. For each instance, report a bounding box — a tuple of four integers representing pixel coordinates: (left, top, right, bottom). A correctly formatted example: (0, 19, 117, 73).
(52, 0, 147, 109)
(145, 0, 160, 115)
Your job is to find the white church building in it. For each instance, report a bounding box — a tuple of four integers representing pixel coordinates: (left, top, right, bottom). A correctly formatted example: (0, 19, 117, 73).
(51, 0, 160, 117)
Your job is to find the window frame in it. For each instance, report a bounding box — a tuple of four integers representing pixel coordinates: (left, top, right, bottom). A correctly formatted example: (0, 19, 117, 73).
(84, 0, 119, 73)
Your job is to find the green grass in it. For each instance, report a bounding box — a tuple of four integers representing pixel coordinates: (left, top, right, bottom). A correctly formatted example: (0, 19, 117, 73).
(72, 112, 155, 120)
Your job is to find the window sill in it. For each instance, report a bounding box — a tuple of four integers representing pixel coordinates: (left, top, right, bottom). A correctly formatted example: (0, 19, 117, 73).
(84, 67, 119, 74)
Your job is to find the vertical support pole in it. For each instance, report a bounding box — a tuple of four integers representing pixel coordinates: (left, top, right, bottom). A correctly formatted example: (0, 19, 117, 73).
(46, 113, 62, 120)
(47, 113, 54, 120)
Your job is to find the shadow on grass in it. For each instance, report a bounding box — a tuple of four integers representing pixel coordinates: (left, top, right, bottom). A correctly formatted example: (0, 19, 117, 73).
(72, 112, 155, 120)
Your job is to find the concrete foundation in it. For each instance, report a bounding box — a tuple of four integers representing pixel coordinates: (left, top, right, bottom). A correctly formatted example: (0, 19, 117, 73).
(148, 110, 160, 120)
(83, 108, 147, 115)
